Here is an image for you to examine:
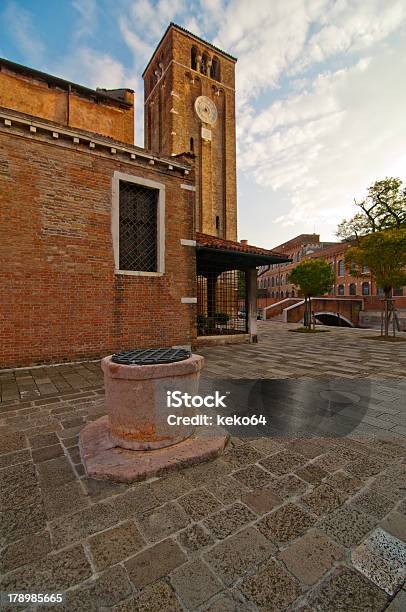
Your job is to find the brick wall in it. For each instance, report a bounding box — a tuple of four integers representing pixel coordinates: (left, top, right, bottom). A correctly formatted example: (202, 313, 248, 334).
(0, 126, 196, 367)
(143, 25, 237, 241)
(0, 65, 135, 145)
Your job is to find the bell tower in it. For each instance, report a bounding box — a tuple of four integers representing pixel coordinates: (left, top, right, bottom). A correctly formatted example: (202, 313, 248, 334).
(143, 23, 237, 241)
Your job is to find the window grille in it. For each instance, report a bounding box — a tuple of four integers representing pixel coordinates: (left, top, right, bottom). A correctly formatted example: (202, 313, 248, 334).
(362, 282, 370, 296)
(197, 268, 248, 336)
(119, 181, 158, 272)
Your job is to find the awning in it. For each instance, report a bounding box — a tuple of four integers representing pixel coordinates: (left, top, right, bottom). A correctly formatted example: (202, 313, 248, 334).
(196, 233, 291, 273)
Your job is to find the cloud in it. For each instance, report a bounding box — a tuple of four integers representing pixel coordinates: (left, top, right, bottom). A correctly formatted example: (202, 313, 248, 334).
(238, 45, 406, 239)
(72, 0, 98, 40)
(58, 47, 127, 89)
(3, 1, 45, 63)
(127, 0, 185, 41)
(119, 18, 153, 60)
(291, 0, 406, 74)
(5, 0, 405, 245)
(214, 0, 326, 104)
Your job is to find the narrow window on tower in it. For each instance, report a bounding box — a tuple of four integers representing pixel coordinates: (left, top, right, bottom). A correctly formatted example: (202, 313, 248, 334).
(190, 137, 194, 152)
(201, 52, 210, 76)
(211, 57, 221, 81)
(191, 46, 198, 70)
(216, 215, 220, 231)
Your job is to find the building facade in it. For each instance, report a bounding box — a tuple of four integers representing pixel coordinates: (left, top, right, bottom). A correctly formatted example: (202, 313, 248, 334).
(0, 51, 199, 367)
(0, 24, 286, 367)
(258, 233, 405, 299)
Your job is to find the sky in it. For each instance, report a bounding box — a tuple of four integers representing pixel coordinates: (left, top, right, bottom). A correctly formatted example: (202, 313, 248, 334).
(1, 0, 406, 249)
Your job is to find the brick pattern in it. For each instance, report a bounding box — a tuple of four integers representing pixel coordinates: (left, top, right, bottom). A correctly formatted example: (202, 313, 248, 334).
(0, 127, 196, 367)
(0, 64, 135, 144)
(144, 25, 237, 240)
(0, 325, 405, 610)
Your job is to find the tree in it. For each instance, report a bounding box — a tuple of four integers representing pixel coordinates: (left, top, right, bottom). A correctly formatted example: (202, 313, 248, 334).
(237, 270, 246, 298)
(345, 228, 406, 337)
(290, 259, 335, 330)
(337, 177, 406, 241)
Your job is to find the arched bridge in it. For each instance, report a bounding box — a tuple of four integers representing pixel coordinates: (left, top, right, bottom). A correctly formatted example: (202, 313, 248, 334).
(264, 297, 363, 327)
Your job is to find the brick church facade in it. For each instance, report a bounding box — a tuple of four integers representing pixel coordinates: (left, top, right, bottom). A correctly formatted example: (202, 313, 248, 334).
(0, 23, 287, 367)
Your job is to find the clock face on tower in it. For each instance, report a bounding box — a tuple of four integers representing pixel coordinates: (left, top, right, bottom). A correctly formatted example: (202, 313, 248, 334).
(194, 96, 218, 126)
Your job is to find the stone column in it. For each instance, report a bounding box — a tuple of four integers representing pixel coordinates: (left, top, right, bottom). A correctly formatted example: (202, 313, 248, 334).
(247, 268, 258, 342)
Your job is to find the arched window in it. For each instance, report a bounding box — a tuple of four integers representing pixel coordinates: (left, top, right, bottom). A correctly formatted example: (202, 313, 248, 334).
(276, 291, 279, 298)
(281, 274, 284, 285)
(362, 282, 370, 296)
(210, 56, 220, 81)
(215, 215, 220, 231)
(276, 276, 279, 286)
(271, 277, 274, 287)
(349, 283, 356, 295)
(280, 291, 284, 298)
(201, 52, 210, 76)
(190, 137, 194, 152)
(291, 290, 295, 297)
(362, 265, 370, 274)
(191, 46, 198, 70)
(338, 260, 345, 276)
(271, 291, 275, 298)
(338, 284, 345, 296)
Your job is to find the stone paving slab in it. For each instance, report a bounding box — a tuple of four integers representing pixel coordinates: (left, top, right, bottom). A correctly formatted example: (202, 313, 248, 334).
(0, 323, 405, 610)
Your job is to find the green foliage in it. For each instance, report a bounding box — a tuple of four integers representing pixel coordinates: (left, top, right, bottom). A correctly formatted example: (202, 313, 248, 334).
(196, 312, 230, 334)
(196, 314, 206, 334)
(345, 228, 406, 295)
(290, 259, 335, 330)
(338, 177, 406, 240)
(214, 312, 230, 325)
(238, 271, 246, 298)
(289, 259, 335, 298)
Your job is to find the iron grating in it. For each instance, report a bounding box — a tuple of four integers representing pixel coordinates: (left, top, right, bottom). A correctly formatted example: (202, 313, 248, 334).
(119, 181, 158, 272)
(111, 347, 191, 365)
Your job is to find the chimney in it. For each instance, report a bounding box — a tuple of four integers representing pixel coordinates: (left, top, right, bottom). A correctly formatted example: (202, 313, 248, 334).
(240, 239, 248, 245)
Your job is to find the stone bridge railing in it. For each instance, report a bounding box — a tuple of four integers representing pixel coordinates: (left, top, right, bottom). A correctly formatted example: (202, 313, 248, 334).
(283, 297, 364, 326)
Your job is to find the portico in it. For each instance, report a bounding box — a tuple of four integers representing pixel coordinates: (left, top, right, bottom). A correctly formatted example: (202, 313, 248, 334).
(195, 233, 289, 345)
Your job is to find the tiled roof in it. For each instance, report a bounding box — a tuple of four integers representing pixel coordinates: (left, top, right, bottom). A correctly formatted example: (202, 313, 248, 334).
(196, 233, 287, 259)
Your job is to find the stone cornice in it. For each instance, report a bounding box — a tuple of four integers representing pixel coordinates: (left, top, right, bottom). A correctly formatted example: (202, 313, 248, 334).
(0, 108, 192, 177)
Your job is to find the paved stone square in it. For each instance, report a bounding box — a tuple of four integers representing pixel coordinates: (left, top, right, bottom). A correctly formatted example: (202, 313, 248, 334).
(0, 322, 405, 610)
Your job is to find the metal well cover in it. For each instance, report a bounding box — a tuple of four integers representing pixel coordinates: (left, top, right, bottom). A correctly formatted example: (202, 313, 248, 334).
(111, 347, 191, 365)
